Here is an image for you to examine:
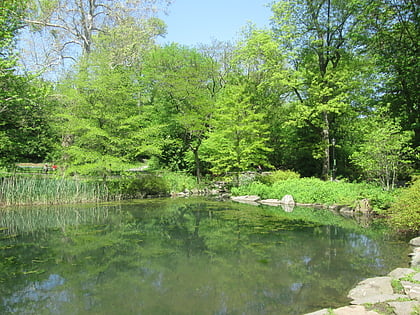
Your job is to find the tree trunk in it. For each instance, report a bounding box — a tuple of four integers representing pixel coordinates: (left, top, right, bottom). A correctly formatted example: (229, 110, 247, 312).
(322, 111, 330, 180)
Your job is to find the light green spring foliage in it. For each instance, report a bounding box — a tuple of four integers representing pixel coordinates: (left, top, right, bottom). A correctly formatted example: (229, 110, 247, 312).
(388, 177, 420, 232)
(351, 115, 414, 190)
(231, 177, 396, 211)
(200, 82, 272, 175)
(257, 170, 300, 185)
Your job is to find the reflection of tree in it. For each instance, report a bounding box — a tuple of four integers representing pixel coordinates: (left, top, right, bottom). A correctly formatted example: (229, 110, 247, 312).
(0, 199, 410, 314)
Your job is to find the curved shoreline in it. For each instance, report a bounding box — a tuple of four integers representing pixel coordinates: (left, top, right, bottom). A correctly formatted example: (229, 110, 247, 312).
(304, 238, 420, 315)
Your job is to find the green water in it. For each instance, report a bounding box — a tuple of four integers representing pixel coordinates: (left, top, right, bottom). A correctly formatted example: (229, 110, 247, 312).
(0, 198, 411, 315)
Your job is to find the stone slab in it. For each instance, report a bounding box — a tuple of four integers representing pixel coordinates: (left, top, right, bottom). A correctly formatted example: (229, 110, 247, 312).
(333, 305, 380, 315)
(304, 309, 329, 315)
(401, 281, 420, 300)
(348, 277, 394, 300)
(388, 268, 416, 279)
(259, 199, 282, 206)
(350, 294, 407, 305)
(388, 301, 420, 315)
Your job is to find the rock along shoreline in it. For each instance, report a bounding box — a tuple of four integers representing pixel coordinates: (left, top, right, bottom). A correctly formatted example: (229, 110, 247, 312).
(230, 195, 420, 315)
(306, 237, 420, 315)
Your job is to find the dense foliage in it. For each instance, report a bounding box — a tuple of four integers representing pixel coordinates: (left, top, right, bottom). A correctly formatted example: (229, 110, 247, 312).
(388, 177, 420, 232)
(0, 0, 418, 230)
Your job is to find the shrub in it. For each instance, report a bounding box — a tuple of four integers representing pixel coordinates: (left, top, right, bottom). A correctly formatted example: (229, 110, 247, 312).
(257, 170, 300, 185)
(106, 175, 169, 199)
(160, 171, 198, 193)
(388, 177, 420, 233)
(231, 177, 396, 210)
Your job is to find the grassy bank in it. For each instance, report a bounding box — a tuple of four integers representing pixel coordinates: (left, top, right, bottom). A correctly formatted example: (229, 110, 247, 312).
(231, 177, 397, 212)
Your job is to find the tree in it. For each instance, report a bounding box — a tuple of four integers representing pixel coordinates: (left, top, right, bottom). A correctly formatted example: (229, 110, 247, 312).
(358, 0, 419, 162)
(56, 22, 163, 175)
(0, 0, 56, 167)
(143, 44, 218, 180)
(351, 114, 414, 190)
(200, 81, 272, 180)
(20, 0, 170, 74)
(270, 0, 368, 179)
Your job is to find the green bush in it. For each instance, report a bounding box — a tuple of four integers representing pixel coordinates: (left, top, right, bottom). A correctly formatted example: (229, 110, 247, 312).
(257, 170, 300, 185)
(388, 177, 420, 233)
(160, 171, 198, 193)
(106, 175, 169, 199)
(231, 177, 396, 210)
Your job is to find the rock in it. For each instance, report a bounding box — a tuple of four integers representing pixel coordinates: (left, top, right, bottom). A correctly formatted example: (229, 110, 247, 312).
(231, 195, 261, 205)
(348, 277, 394, 301)
(401, 281, 420, 300)
(347, 276, 408, 305)
(332, 305, 381, 315)
(339, 206, 353, 213)
(413, 272, 420, 282)
(259, 199, 282, 206)
(388, 268, 416, 280)
(409, 237, 420, 247)
(388, 301, 420, 315)
(354, 198, 372, 213)
(350, 294, 407, 305)
(280, 194, 295, 205)
(410, 251, 420, 268)
(304, 309, 329, 315)
(305, 305, 382, 315)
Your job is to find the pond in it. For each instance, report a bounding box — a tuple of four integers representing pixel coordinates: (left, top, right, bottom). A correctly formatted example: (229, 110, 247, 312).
(0, 198, 411, 315)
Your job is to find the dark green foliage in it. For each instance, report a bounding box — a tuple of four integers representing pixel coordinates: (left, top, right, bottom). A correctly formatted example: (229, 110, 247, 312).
(106, 175, 169, 199)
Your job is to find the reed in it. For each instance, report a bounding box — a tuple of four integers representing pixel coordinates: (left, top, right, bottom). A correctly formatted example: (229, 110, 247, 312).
(0, 175, 109, 206)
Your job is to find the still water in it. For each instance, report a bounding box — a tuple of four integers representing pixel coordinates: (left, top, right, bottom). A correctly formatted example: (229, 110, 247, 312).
(0, 198, 411, 315)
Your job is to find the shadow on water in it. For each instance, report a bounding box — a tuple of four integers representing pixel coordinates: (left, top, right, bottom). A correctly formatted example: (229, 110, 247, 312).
(0, 198, 411, 315)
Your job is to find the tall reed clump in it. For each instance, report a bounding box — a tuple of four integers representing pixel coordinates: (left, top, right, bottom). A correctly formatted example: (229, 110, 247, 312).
(0, 176, 109, 206)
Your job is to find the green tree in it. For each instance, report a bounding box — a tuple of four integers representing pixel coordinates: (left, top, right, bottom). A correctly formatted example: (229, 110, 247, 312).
(143, 44, 218, 180)
(200, 81, 272, 180)
(0, 0, 56, 167)
(56, 22, 163, 175)
(358, 0, 419, 159)
(351, 114, 414, 190)
(270, 0, 368, 179)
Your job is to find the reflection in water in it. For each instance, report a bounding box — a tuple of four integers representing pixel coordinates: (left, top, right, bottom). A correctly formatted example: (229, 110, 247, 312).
(0, 198, 411, 315)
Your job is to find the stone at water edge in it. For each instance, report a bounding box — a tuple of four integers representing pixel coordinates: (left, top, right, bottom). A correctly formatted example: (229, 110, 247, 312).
(401, 281, 420, 301)
(388, 268, 416, 280)
(409, 237, 420, 247)
(388, 301, 420, 315)
(280, 194, 295, 205)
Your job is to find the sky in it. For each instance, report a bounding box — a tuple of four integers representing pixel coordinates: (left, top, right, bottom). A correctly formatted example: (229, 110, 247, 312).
(158, 0, 273, 46)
